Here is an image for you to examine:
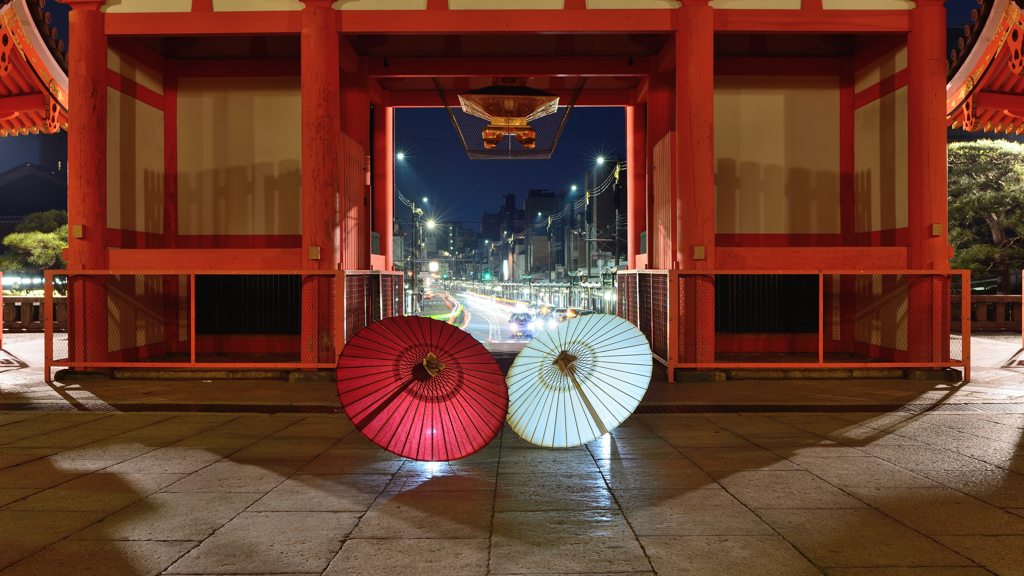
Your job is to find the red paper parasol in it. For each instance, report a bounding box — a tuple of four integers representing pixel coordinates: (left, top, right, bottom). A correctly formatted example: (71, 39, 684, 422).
(336, 316, 508, 461)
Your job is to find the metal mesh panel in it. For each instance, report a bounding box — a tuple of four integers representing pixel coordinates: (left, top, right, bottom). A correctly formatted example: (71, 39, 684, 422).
(616, 273, 638, 324)
(650, 274, 669, 361)
(637, 273, 654, 357)
(850, 274, 909, 362)
(51, 274, 69, 363)
(381, 273, 404, 317)
(950, 274, 964, 363)
(679, 274, 715, 364)
(301, 274, 336, 365)
(58, 274, 191, 364)
(345, 274, 366, 341)
(434, 77, 586, 160)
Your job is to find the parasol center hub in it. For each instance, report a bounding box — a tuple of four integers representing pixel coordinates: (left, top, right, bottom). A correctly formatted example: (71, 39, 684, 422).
(422, 353, 445, 377)
(553, 351, 579, 377)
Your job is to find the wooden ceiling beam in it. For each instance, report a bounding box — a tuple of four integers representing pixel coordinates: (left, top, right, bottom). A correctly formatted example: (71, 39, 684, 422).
(388, 88, 629, 107)
(369, 56, 647, 78)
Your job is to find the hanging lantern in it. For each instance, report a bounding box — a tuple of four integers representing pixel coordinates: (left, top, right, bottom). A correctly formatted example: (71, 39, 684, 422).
(458, 78, 559, 149)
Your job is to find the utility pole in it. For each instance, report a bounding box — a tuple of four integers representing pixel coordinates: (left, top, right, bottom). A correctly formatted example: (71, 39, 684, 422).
(410, 200, 418, 314)
(585, 170, 592, 282)
(614, 208, 620, 270)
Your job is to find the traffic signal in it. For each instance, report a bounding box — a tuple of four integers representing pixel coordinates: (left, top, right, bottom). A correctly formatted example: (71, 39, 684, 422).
(483, 272, 492, 281)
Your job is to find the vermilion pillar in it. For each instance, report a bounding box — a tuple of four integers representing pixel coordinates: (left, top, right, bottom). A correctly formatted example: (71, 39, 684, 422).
(300, 1, 341, 365)
(64, 1, 108, 365)
(676, 0, 715, 368)
(372, 100, 394, 269)
(907, 0, 950, 364)
(301, 0, 341, 271)
(676, 0, 716, 271)
(626, 103, 646, 269)
(907, 0, 948, 271)
(65, 1, 107, 271)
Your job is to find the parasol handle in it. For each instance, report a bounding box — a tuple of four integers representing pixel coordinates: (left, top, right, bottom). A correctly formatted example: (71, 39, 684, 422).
(554, 351, 609, 437)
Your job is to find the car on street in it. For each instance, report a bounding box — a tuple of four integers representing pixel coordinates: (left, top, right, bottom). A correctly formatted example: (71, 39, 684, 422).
(508, 312, 535, 339)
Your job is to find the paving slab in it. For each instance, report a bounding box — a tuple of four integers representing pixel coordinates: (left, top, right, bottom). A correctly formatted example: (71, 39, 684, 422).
(0, 539, 197, 576)
(641, 535, 821, 576)
(614, 487, 775, 537)
(0, 510, 108, 570)
(490, 510, 650, 574)
(160, 460, 295, 493)
(249, 474, 389, 512)
(823, 565, 999, 569)
(759, 509, 974, 568)
(166, 512, 359, 574)
(350, 489, 494, 539)
(69, 492, 264, 541)
(714, 470, 868, 509)
(324, 539, 489, 576)
(846, 486, 1024, 536)
(2, 472, 183, 512)
(932, 535, 1024, 576)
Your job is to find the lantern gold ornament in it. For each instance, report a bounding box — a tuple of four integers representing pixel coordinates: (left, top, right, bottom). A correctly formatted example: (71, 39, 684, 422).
(458, 78, 559, 149)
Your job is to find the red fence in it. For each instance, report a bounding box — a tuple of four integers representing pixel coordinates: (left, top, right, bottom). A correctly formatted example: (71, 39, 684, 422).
(44, 270, 403, 380)
(618, 270, 970, 382)
(970, 295, 1023, 346)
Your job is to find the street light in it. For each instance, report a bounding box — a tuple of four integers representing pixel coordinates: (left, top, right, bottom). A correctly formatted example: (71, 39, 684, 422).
(396, 152, 405, 160)
(596, 156, 605, 164)
(427, 220, 435, 228)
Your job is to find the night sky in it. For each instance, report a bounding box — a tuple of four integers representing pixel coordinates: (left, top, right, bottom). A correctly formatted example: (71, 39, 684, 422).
(0, 0, 979, 227)
(394, 106, 625, 229)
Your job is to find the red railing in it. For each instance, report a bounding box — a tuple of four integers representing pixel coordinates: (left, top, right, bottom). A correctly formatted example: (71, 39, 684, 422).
(618, 270, 971, 382)
(44, 270, 403, 380)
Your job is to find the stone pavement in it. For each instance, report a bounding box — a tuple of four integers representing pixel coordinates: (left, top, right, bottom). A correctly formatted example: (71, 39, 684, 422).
(0, 333, 1022, 575)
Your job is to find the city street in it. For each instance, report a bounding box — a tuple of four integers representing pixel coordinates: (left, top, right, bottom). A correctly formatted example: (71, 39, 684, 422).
(448, 291, 524, 345)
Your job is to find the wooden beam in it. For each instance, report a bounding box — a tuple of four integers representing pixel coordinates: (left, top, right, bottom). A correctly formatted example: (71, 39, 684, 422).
(975, 91, 1024, 112)
(177, 59, 300, 77)
(105, 11, 302, 36)
(0, 93, 47, 117)
(713, 9, 910, 33)
(852, 33, 907, 74)
(368, 77, 384, 106)
(107, 37, 166, 76)
(388, 89, 630, 107)
(339, 37, 359, 74)
(339, 9, 675, 34)
(657, 35, 675, 73)
(369, 57, 646, 78)
(635, 75, 649, 104)
(715, 57, 842, 76)
(105, 8, 910, 37)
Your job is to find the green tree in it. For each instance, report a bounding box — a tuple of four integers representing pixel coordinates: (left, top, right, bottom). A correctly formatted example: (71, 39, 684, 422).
(15, 209, 67, 234)
(0, 210, 68, 277)
(947, 140, 1024, 294)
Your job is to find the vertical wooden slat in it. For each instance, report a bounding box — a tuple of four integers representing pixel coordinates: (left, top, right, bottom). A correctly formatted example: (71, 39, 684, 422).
(190, 273, 196, 365)
(818, 272, 824, 365)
